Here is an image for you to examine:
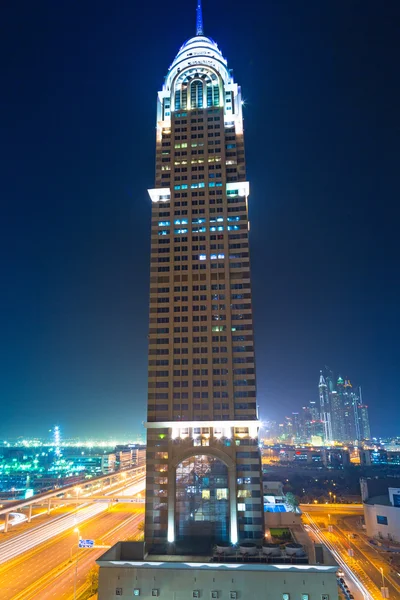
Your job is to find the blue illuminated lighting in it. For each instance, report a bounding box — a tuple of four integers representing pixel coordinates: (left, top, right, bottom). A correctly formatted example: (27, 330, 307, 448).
(218, 254, 225, 259)
(227, 216, 240, 222)
(196, 0, 204, 36)
(174, 228, 188, 234)
(174, 219, 188, 225)
(199, 254, 206, 260)
(217, 217, 224, 222)
(227, 225, 240, 231)
(158, 230, 170, 236)
(210, 254, 217, 260)
(158, 221, 170, 226)
(209, 182, 215, 188)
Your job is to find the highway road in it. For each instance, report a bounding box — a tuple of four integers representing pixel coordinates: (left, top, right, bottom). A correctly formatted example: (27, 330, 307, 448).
(0, 502, 144, 600)
(303, 507, 399, 600)
(0, 477, 145, 565)
(300, 503, 363, 513)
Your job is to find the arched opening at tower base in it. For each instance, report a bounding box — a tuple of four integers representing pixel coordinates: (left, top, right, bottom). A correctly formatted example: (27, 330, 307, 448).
(175, 454, 230, 543)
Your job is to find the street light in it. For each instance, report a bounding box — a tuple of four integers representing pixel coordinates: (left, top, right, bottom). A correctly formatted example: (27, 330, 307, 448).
(73, 527, 82, 600)
(74, 486, 82, 513)
(70, 527, 81, 561)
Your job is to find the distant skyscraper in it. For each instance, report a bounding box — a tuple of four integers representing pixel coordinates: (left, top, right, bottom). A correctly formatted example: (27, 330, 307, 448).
(342, 378, 358, 441)
(145, 0, 263, 547)
(308, 401, 319, 421)
(358, 405, 371, 440)
(319, 371, 370, 443)
(329, 390, 342, 441)
(318, 372, 332, 442)
(292, 412, 300, 439)
(357, 388, 371, 440)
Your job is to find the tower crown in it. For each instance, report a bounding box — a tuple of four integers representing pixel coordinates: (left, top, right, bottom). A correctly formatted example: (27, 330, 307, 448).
(165, 34, 231, 97)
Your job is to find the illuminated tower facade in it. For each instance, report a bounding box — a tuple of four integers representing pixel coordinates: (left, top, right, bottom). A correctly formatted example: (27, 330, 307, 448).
(357, 402, 371, 440)
(319, 372, 332, 443)
(145, 1, 263, 547)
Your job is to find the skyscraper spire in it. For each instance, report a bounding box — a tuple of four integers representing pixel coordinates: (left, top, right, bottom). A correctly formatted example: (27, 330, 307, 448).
(196, 0, 204, 36)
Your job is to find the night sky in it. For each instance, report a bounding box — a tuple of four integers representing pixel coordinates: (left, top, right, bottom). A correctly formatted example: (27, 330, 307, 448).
(1, 1, 399, 440)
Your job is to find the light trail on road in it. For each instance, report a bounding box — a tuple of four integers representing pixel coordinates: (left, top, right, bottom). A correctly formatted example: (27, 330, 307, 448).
(0, 513, 27, 532)
(0, 477, 145, 565)
(0, 505, 144, 600)
(303, 512, 374, 600)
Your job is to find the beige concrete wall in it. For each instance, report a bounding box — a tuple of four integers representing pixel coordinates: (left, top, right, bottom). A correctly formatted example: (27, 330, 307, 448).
(264, 512, 301, 527)
(98, 564, 339, 600)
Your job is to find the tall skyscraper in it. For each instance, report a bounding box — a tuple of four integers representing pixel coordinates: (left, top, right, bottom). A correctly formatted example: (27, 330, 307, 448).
(357, 404, 371, 440)
(356, 387, 371, 440)
(318, 372, 332, 442)
(145, 1, 263, 547)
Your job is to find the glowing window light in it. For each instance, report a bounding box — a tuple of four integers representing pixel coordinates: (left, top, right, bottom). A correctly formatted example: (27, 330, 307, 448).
(210, 254, 217, 260)
(227, 216, 240, 222)
(218, 254, 225, 259)
(227, 225, 240, 231)
(199, 254, 206, 260)
(174, 228, 188, 234)
(158, 221, 170, 226)
(158, 230, 170, 236)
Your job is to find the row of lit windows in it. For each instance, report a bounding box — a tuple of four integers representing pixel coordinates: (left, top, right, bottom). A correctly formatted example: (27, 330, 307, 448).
(149, 368, 254, 377)
(150, 380, 255, 388)
(155, 208, 245, 220)
(157, 216, 243, 227)
(155, 234, 248, 245)
(174, 115, 221, 124)
(149, 346, 254, 354)
(154, 245, 247, 256)
(148, 400, 254, 409)
(158, 203, 229, 213)
(148, 356, 254, 366)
